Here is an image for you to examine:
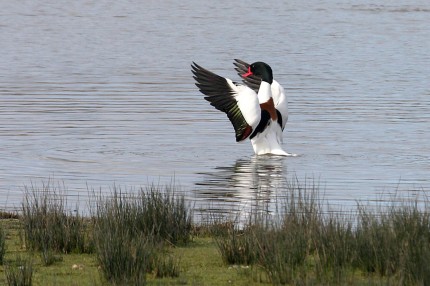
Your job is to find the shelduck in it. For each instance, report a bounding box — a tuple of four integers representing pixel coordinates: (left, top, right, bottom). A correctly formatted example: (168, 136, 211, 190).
(191, 59, 294, 156)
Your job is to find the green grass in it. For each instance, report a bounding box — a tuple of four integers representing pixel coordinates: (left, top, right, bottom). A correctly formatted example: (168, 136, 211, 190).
(0, 226, 6, 265)
(21, 182, 94, 256)
(354, 199, 430, 284)
(92, 185, 191, 284)
(0, 219, 262, 286)
(211, 221, 260, 266)
(211, 187, 430, 285)
(0, 180, 430, 285)
(4, 255, 33, 286)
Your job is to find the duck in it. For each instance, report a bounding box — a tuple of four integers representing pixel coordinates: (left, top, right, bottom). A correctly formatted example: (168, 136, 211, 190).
(191, 60, 294, 156)
(233, 59, 288, 143)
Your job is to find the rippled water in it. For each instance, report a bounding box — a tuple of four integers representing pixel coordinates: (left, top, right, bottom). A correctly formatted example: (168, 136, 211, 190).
(1, 0, 429, 216)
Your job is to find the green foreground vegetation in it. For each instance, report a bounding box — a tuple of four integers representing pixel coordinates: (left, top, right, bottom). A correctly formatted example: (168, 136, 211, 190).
(0, 218, 251, 286)
(0, 181, 429, 285)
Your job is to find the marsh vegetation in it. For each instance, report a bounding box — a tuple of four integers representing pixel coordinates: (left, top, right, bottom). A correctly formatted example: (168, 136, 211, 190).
(0, 180, 429, 285)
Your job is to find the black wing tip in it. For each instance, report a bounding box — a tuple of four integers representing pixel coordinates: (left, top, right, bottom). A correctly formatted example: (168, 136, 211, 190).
(191, 62, 216, 77)
(233, 59, 247, 67)
(193, 60, 247, 74)
(191, 62, 210, 75)
(191, 62, 201, 72)
(233, 59, 250, 77)
(234, 59, 249, 65)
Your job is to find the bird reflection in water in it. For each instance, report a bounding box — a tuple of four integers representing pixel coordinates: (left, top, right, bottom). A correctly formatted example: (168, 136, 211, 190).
(194, 155, 289, 222)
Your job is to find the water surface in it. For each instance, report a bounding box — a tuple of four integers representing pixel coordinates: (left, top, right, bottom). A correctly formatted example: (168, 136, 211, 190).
(1, 0, 429, 216)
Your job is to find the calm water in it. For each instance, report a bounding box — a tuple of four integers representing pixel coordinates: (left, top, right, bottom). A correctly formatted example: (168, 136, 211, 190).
(1, 0, 429, 216)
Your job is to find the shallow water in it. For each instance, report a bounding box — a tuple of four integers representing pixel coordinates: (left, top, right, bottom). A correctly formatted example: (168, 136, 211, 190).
(1, 0, 429, 216)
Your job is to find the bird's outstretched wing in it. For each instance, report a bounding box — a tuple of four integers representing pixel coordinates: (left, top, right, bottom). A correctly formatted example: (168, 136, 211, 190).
(192, 62, 261, 142)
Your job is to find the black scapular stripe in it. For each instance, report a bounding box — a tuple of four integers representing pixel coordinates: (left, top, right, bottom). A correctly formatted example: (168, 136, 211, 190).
(276, 109, 283, 129)
(250, 110, 270, 139)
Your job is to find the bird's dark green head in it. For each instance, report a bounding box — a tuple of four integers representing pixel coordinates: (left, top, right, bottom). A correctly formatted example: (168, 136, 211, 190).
(243, 61, 273, 84)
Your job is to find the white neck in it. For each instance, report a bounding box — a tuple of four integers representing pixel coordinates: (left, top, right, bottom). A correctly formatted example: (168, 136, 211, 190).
(257, 81, 272, 104)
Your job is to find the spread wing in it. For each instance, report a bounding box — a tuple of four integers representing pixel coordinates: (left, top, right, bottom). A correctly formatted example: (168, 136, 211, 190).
(191, 62, 261, 142)
(233, 59, 261, 93)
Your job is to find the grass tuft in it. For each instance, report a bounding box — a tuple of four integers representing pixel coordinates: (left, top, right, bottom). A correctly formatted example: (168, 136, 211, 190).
(136, 184, 193, 245)
(21, 182, 94, 257)
(4, 256, 33, 286)
(256, 186, 319, 284)
(212, 180, 430, 285)
(214, 223, 260, 265)
(153, 254, 181, 278)
(0, 225, 6, 265)
(355, 197, 430, 285)
(93, 184, 192, 284)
